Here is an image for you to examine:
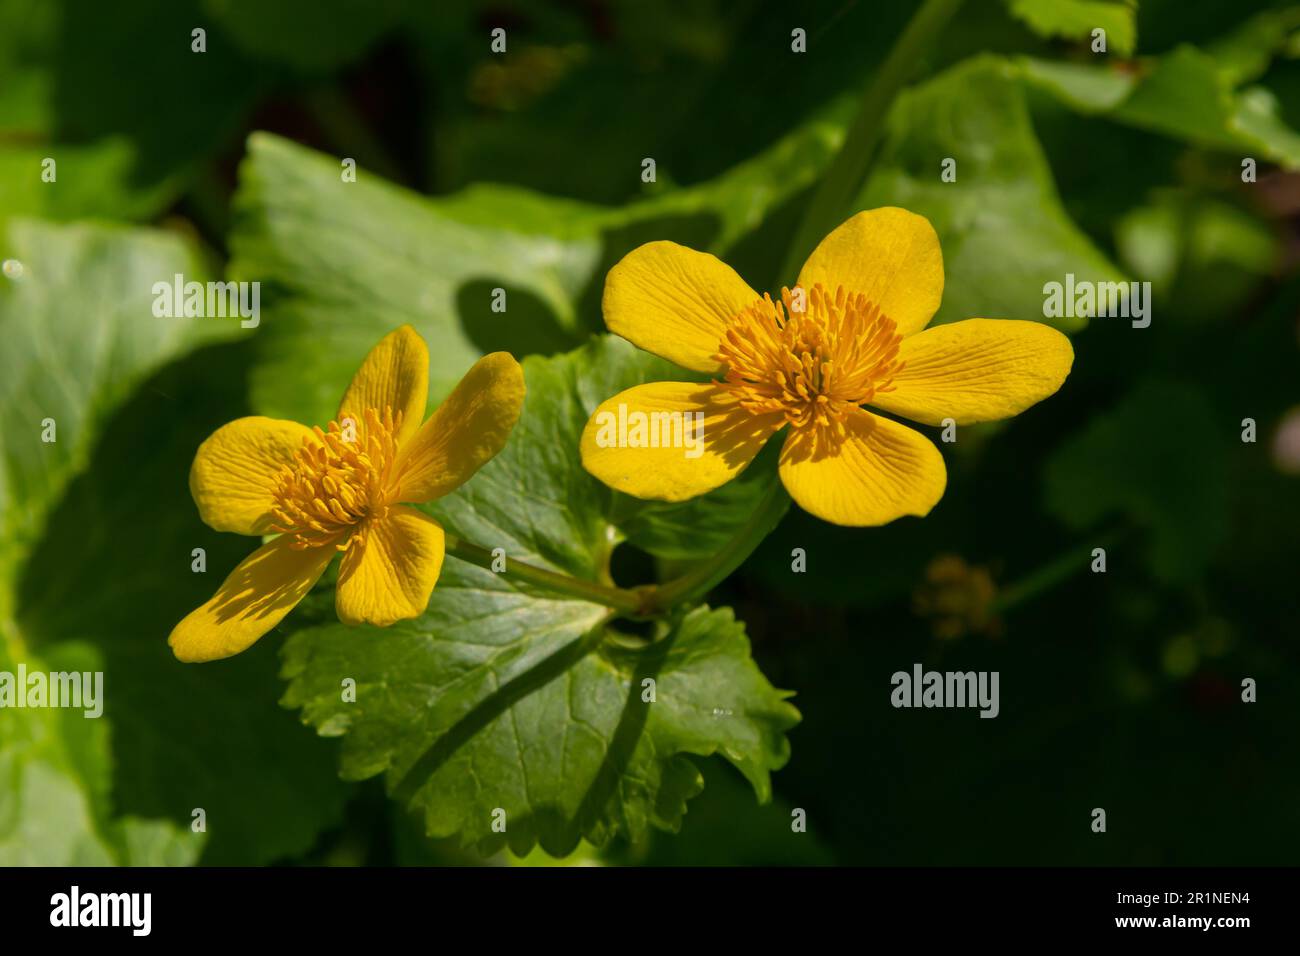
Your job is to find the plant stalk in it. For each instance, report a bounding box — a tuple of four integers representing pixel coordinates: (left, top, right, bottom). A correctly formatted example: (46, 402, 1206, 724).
(643, 478, 790, 613)
(778, 0, 966, 283)
(445, 477, 789, 617)
(444, 536, 646, 614)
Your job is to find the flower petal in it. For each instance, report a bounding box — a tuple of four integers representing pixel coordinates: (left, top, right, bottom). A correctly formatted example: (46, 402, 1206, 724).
(796, 207, 944, 337)
(580, 381, 782, 501)
(189, 416, 316, 535)
(873, 318, 1074, 426)
(603, 241, 759, 373)
(338, 324, 429, 445)
(336, 506, 445, 626)
(392, 352, 525, 503)
(778, 409, 946, 527)
(169, 535, 339, 663)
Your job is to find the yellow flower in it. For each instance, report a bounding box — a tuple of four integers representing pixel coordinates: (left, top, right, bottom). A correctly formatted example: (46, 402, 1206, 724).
(170, 325, 525, 663)
(580, 208, 1074, 526)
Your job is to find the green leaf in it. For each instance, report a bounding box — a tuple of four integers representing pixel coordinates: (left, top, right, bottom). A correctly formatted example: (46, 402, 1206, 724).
(0, 219, 233, 864)
(43, 0, 269, 184)
(1014, 56, 1136, 111)
(0, 220, 233, 573)
(1204, 6, 1300, 86)
(0, 2, 176, 228)
(1007, 0, 1138, 57)
(1, 220, 348, 864)
(229, 116, 841, 423)
(608, 758, 835, 866)
(0, 141, 180, 230)
(1115, 189, 1278, 317)
(1115, 47, 1299, 163)
(280, 337, 799, 856)
(230, 133, 600, 424)
(0, 0, 57, 133)
(611, 441, 784, 562)
(1017, 45, 1300, 168)
(859, 55, 1125, 333)
(0, 0, 268, 224)
(0, 633, 203, 865)
(16, 351, 356, 863)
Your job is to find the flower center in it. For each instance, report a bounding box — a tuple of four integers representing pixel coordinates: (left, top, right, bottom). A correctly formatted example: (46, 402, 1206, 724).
(270, 406, 404, 550)
(713, 283, 905, 436)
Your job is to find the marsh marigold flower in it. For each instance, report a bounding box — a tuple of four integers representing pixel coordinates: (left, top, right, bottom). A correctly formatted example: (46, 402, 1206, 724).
(580, 208, 1073, 526)
(170, 325, 525, 662)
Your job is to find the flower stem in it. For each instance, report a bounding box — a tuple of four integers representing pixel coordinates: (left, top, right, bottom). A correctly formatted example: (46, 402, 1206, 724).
(445, 477, 790, 617)
(778, 0, 966, 283)
(990, 527, 1125, 614)
(642, 478, 790, 614)
(444, 536, 647, 614)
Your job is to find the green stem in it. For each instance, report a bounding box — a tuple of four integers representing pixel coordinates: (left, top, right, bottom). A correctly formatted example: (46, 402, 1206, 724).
(991, 528, 1125, 614)
(644, 478, 790, 613)
(778, 0, 966, 283)
(444, 535, 646, 614)
(445, 477, 789, 618)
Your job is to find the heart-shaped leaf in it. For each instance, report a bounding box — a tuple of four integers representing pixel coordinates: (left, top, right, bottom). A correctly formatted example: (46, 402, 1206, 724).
(279, 337, 799, 855)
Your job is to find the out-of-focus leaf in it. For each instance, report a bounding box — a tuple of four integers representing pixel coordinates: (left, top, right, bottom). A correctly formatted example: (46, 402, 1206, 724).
(280, 337, 798, 856)
(17, 344, 355, 865)
(1115, 190, 1278, 315)
(1115, 200, 1181, 292)
(3, 221, 349, 865)
(1007, 0, 1138, 57)
(1117, 47, 1300, 165)
(0, 0, 183, 227)
(1016, 56, 1137, 110)
(0, 0, 56, 131)
(1206, 6, 1300, 86)
(202, 0, 407, 73)
(0, 141, 178, 230)
(230, 133, 603, 421)
(230, 117, 841, 420)
(45, 0, 268, 186)
(1018, 45, 1300, 168)
(1043, 380, 1232, 582)
(859, 55, 1125, 333)
(0, 220, 233, 560)
(0, 219, 236, 864)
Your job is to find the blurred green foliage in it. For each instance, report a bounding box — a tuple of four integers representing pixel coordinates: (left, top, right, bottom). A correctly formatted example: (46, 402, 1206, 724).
(2, 0, 1299, 865)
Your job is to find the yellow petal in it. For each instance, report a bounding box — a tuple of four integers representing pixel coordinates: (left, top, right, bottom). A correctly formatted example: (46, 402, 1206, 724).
(580, 382, 782, 501)
(336, 506, 445, 627)
(873, 318, 1074, 426)
(189, 416, 315, 535)
(778, 409, 946, 527)
(169, 535, 339, 663)
(392, 352, 525, 503)
(603, 241, 759, 373)
(338, 324, 429, 445)
(796, 207, 944, 337)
